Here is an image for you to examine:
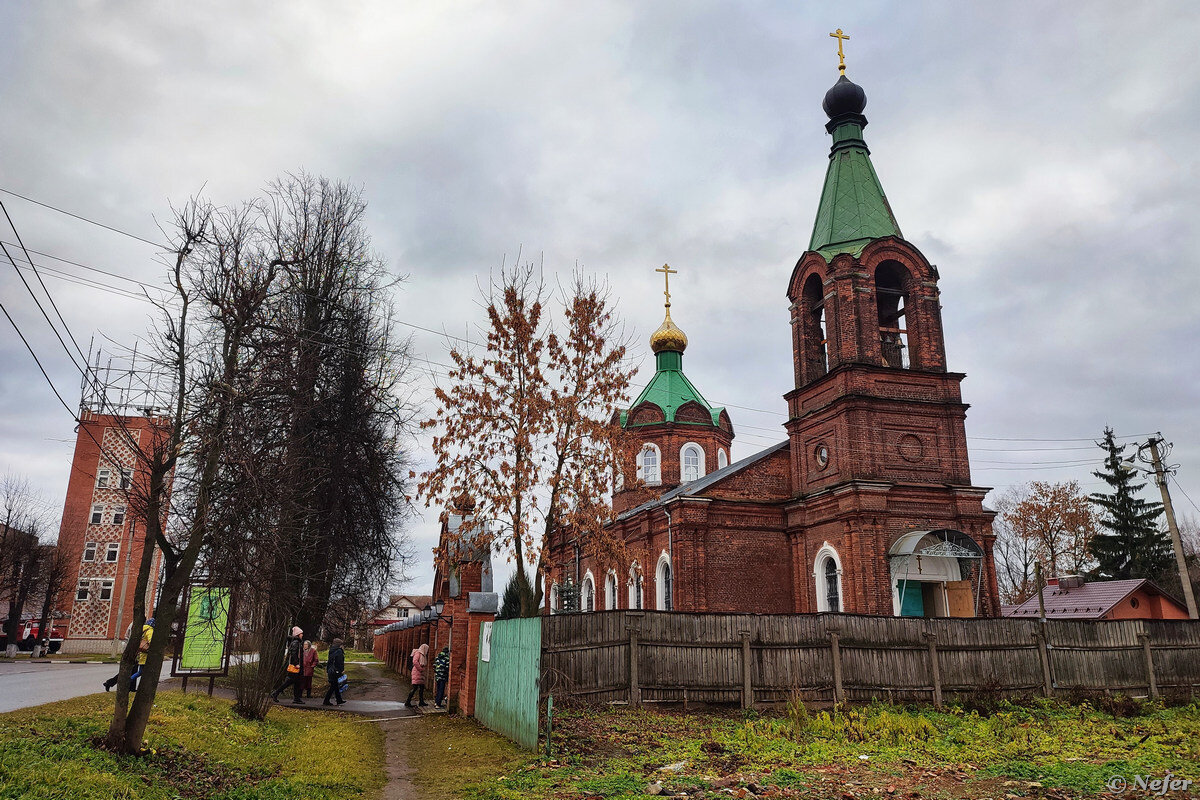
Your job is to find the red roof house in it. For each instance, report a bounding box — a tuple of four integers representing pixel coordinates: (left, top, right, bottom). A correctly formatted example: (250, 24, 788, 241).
(1003, 576, 1189, 620)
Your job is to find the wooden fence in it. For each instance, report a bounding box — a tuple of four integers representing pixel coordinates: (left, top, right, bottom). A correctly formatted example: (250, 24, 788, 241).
(540, 611, 1200, 706)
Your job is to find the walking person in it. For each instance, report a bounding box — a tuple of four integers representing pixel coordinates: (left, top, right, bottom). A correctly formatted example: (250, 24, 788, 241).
(301, 640, 318, 698)
(432, 645, 450, 708)
(322, 638, 346, 706)
(103, 618, 153, 692)
(405, 642, 429, 707)
(270, 626, 305, 704)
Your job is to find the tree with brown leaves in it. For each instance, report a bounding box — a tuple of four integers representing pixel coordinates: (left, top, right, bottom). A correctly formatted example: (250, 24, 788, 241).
(996, 481, 1099, 595)
(419, 264, 634, 616)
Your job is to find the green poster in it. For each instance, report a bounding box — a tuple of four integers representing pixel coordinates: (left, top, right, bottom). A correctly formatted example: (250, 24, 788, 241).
(180, 587, 231, 671)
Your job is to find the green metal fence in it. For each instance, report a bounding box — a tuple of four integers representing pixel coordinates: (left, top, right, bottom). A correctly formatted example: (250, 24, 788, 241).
(473, 617, 542, 750)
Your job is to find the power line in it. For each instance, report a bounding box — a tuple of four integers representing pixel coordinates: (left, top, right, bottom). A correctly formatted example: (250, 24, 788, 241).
(0, 186, 168, 249)
(1, 239, 162, 290)
(0, 299, 78, 418)
(0, 239, 86, 375)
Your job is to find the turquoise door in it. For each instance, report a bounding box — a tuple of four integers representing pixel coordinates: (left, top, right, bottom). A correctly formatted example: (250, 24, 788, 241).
(896, 580, 925, 617)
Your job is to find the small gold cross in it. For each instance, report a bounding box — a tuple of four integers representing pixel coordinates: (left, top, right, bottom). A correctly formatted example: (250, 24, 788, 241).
(655, 263, 678, 308)
(829, 28, 849, 75)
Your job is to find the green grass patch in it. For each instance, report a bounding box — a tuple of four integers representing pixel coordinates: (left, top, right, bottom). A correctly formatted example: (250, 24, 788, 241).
(406, 697, 1200, 799)
(0, 690, 385, 800)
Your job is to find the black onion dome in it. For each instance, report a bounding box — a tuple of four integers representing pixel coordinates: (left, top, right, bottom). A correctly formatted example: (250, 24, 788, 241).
(822, 75, 867, 118)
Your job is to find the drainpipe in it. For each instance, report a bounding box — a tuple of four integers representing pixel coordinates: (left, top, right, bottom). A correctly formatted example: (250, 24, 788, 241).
(664, 506, 674, 611)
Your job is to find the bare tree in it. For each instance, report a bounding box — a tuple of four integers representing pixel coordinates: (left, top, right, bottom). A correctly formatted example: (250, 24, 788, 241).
(0, 474, 53, 656)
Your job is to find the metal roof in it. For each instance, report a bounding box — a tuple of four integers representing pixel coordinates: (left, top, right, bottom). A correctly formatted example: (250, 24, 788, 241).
(1003, 578, 1169, 620)
(616, 440, 788, 520)
(621, 350, 724, 428)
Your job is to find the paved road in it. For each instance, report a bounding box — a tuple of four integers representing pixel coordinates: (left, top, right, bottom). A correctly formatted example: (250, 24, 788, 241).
(0, 660, 170, 713)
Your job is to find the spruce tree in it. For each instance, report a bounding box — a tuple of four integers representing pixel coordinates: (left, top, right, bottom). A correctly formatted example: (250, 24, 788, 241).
(1088, 428, 1172, 581)
(498, 574, 523, 620)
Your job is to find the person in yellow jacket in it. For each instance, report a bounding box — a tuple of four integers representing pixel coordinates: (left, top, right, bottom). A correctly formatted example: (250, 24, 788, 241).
(102, 618, 154, 692)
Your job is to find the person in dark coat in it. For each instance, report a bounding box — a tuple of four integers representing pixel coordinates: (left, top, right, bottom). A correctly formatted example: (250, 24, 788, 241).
(323, 638, 347, 706)
(432, 646, 450, 708)
(271, 626, 306, 704)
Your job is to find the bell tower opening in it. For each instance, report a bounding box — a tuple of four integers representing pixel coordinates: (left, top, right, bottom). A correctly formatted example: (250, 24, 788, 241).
(801, 273, 828, 379)
(875, 261, 910, 369)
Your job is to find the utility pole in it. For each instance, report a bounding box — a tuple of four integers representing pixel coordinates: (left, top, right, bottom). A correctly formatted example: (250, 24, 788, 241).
(111, 519, 135, 657)
(1144, 436, 1198, 620)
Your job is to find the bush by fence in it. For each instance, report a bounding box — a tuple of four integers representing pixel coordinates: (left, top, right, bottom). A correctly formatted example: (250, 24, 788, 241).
(540, 611, 1200, 706)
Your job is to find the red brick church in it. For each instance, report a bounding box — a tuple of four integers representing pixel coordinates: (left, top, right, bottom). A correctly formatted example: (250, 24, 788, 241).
(546, 65, 1001, 619)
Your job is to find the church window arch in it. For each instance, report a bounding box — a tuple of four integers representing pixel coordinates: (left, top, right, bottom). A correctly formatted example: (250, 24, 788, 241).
(605, 570, 619, 609)
(813, 543, 844, 612)
(875, 261, 912, 369)
(717, 448, 729, 469)
(680, 443, 705, 482)
(549, 581, 561, 614)
(802, 273, 828, 378)
(656, 551, 673, 611)
(581, 570, 596, 612)
(628, 562, 644, 610)
(637, 444, 661, 486)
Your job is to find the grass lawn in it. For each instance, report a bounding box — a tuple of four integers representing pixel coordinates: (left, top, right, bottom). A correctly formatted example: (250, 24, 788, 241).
(343, 648, 379, 662)
(408, 697, 1200, 799)
(0, 690, 385, 800)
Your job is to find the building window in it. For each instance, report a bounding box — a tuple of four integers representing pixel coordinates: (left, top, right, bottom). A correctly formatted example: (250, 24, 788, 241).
(876, 262, 910, 369)
(717, 449, 728, 469)
(119, 469, 133, 490)
(96, 468, 111, 489)
(814, 543, 844, 612)
(82, 541, 98, 562)
(550, 582, 560, 614)
(605, 571, 619, 609)
(112, 506, 126, 526)
(581, 572, 595, 612)
(802, 273, 829, 378)
(399, 608, 409, 618)
(90, 505, 104, 525)
(76, 580, 90, 601)
(638, 444, 661, 486)
(681, 443, 704, 482)
(99, 580, 114, 601)
(105, 542, 120, 563)
(656, 554, 673, 611)
(628, 565, 643, 610)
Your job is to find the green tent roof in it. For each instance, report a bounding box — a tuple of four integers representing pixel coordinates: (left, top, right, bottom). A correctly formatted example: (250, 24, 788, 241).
(620, 350, 724, 427)
(808, 113, 902, 259)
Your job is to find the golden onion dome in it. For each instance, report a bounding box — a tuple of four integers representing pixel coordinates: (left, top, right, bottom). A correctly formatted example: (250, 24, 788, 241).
(649, 307, 688, 354)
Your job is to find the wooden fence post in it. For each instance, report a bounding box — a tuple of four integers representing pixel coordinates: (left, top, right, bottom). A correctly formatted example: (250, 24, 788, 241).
(628, 624, 641, 707)
(923, 631, 943, 709)
(829, 630, 844, 704)
(1034, 626, 1054, 697)
(739, 631, 752, 709)
(1138, 632, 1159, 700)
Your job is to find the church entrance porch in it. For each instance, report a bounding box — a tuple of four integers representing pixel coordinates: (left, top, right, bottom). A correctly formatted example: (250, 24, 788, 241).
(888, 529, 984, 618)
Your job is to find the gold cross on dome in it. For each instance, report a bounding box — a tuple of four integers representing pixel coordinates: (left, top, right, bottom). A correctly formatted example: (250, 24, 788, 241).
(655, 263, 678, 308)
(829, 28, 850, 75)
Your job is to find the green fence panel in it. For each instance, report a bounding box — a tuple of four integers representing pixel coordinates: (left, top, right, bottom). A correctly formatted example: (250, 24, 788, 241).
(474, 617, 542, 750)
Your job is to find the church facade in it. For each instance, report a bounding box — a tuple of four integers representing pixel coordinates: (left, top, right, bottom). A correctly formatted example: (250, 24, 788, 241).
(545, 66, 1001, 619)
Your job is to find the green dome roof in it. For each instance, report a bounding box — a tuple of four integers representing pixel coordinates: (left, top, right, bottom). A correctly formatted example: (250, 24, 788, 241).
(620, 350, 724, 427)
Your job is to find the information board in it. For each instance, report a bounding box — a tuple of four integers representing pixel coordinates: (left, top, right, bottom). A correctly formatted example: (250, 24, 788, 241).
(179, 587, 231, 671)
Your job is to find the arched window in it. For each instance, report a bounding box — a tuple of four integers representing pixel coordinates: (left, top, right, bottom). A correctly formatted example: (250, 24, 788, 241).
(717, 449, 729, 469)
(876, 262, 910, 369)
(680, 443, 704, 482)
(802, 273, 828, 378)
(581, 572, 595, 612)
(637, 444, 661, 486)
(605, 570, 619, 609)
(656, 553, 673, 611)
(813, 543, 844, 612)
(549, 582, 560, 614)
(628, 563, 643, 610)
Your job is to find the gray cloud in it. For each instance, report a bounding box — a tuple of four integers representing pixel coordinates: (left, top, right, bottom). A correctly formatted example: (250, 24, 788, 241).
(3, 1, 1199, 594)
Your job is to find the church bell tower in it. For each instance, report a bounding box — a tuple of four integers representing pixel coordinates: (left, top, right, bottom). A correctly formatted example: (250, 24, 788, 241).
(784, 44, 1000, 617)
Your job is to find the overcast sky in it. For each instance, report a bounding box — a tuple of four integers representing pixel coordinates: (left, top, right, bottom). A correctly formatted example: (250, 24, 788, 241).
(2, 2, 1198, 597)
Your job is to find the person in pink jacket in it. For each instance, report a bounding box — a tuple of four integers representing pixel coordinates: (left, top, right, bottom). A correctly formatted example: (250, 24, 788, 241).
(406, 643, 429, 707)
